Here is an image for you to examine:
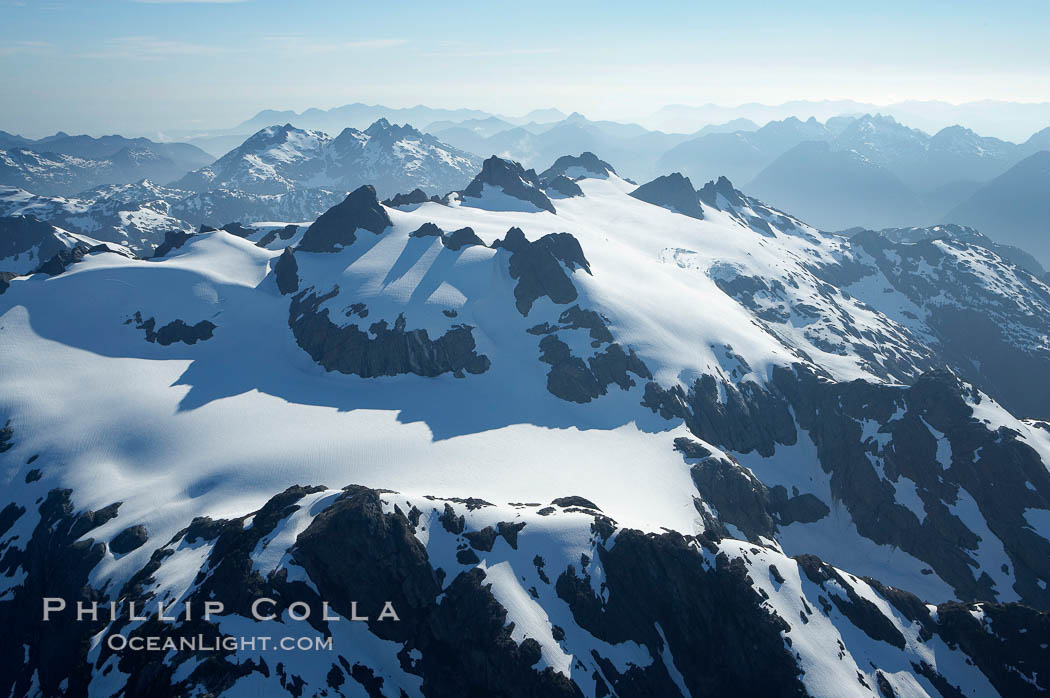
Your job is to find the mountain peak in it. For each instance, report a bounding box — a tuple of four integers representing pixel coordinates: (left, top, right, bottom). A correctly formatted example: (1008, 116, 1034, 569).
(539, 152, 617, 181)
(629, 172, 703, 219)
(365, 117, 392, 134)
(297, 184, 391, 253)
(459, 156, 556, 214)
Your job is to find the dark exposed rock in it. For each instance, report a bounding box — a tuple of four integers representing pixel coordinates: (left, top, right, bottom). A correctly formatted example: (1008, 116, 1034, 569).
(289, 290, 491, 378)
(539, 152, 616, 181)
(0, 215, 74, 267)
(441, 227, 485, 251)
(551, 496, 601, 511)
(382, 188, 430, 208)
(110, 524, 149, 555)
(133, 311, 216, 346)
(644, 374, 797, 457)
(544, 175, 584, 198)
(220, 222, 256, 238)
(0, 270, 16, 294)
(464, 526, 498, 552)
(528, 305, 614, 344)
(697, 176, 748, 211)
(24, 468, 41, 483)
(277, 223, 298, 240)
(35, 242, 128, 276)
(460, 156, 557, 214)
(830, 230, 1050, 419)
(2, 480, 1045, 696)
(630, 173, 704, 219)
(496, 521, 527, 549)
(294, 486, 441, 640)
(292, 487, 580, 697)
(934, 601, 1050, 696)
(537, 331, 651, 404)
(0, 489, 118, 698)
(274, 247, 299, 295)
(297, 185, 391, 253)
(672, 437, 711, 460)
(795, 554, 907, 649)
(539, 335, 602, 403)
(152, 229, 197, 258)
(492, 227, 591, 316)
(556, 529, 805, 697)
(409, 222, 443, 239)
(0, 420, 12, 453)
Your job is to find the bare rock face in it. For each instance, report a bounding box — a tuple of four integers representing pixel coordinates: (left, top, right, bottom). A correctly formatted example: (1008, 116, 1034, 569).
(288, 289, 490, 378)
(539, 152, 617, 181)
(491, 227, 591, 316)
(110, 524, 148, 555)
(132, 311, 216, 346)
(297, 185, 392, 253)
(630, 173, 704, 219)
(441, 226, 485, 251)
(382, 188, 431, 208)
(544, 175, 584, 198)
(152, 229, 198, 258)
(461, 156, 557, 214)
(273, 247, 299, 295)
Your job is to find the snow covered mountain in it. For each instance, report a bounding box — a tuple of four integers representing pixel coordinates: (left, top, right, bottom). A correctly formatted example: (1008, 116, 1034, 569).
(0, 134, 213, 196)
(1, 158, 1048, 696)
(0, 215, 132, 276)
(175, 120, 482, 199)
(0, 182, 194, 251)
(0, 181, 349, 254)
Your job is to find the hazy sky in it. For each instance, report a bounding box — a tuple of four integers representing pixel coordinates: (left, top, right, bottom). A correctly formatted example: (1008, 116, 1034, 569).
(2, 0, 1049, 137)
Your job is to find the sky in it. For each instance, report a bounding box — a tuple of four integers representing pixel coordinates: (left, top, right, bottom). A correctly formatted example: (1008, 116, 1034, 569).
(2, 0, 1049, 138)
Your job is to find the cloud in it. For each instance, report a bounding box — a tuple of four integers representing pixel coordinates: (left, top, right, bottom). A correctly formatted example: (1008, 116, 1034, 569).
(0, 40, 53, 56)
(418, 47, 560, 58)
(132, 0, 248, 4)
(262, 35, 407, 55)
(76, 36, 232, 59)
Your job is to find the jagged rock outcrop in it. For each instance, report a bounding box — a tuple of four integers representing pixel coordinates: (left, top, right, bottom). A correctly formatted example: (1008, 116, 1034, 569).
(441, 227, 485, 251)
(822, 228, 1050, 419)
(151, 229, 197, 258)
(410, 222, 443, 239)
(297, 185, 392, 253)
(679, 438, 829, 542)
(109, 524, 148, 555)
(544, 175, 584, 198)
(630, 173, 704, 219)
(460, 156, 557, 214)
(219, 221, 256, 238)
(132, 310, 216, 346)
(382, 188, 432, 208)
(556, 529, 806, 697)
(491, 227, 591, 316)
(0, 215, 74, 272)
(288, 289, 490, 378)
(539, 152, 616, 181)
(2, 479, 1047, 697)
(274, 247, 299, 295)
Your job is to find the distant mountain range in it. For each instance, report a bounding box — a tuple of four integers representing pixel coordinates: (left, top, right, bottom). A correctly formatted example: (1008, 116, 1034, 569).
(945, 150, 1050, 268)
(3, 108, 1049, 268)
(643, 99, 1050, 142)
(175, 119, 481, 199)
(0, 132, 212, 196)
